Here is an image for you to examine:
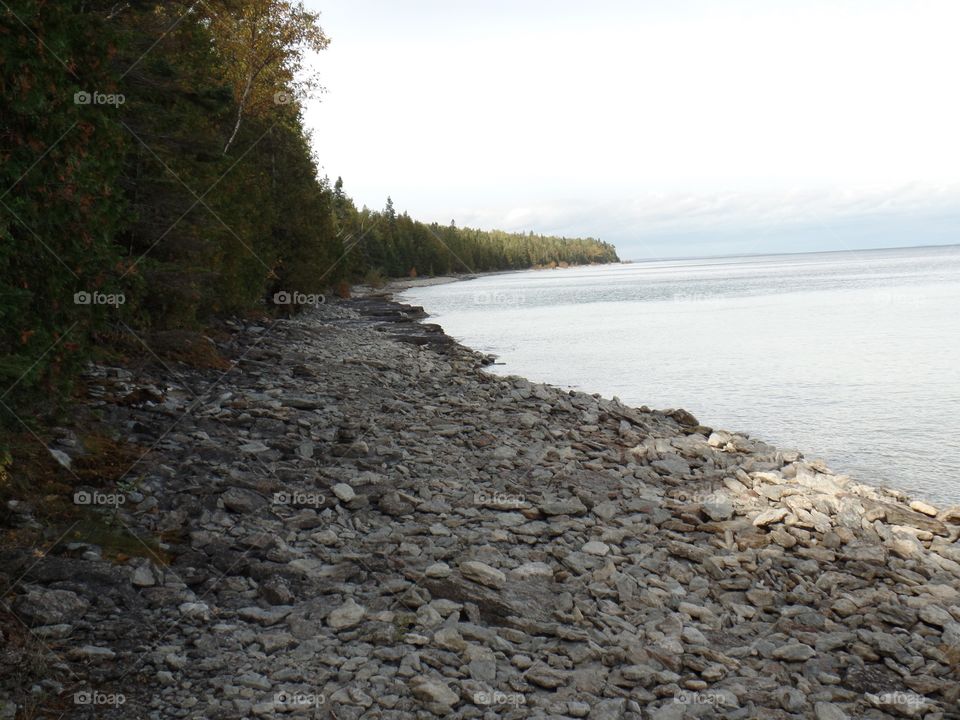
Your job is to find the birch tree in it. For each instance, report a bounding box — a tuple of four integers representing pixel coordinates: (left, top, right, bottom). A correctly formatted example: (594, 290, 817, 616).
(211, 0, 329, 154)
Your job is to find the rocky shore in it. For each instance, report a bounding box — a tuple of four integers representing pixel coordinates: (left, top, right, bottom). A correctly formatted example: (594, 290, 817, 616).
(2, 294, 960, 719)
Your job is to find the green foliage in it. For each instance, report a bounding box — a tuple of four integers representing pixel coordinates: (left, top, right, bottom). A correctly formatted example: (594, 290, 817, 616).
(0, 0, 618, 439)
(332, 195, 619, 278)
(1, 0, 128, 432)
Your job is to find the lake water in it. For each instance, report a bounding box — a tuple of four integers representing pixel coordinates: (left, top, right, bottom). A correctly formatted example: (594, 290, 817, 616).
(401, 245, 960, 506)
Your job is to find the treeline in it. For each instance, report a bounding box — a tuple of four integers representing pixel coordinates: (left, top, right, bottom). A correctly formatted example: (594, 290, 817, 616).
(0, 1, 618, 427)
(337, 191, 617, 279)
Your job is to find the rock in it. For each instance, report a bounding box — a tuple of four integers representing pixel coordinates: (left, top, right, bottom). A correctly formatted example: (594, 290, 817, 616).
(772, 643, 815, 662)
(48, 448, 72, 468)
(410, 676, 458, 708)
(753, 508, 789, 527)
(221, 487, 266, 513)
(14, 587, 88, 625)
(909, 500, 938, 517)
(332, 483, 356, 502)
(130, 563, 156, 587)
(238, 606, 293, 625)
(460, 561, 506, 589)
(237, 672, 270, 690)
(918, 604, 952, 628)
(524, 663, 566, 689)
(463, 646, 496, 685)
(591, 698, 627, 720)
(70, 645, 116, 661)
(510, 562, 554, 580)
(425, 562, 452, 578)
(327, 599, 366, 629)
(260, 577, 294, 605)
(652, 454, 691, 476)
(937, 505, 960, 524)
(539, 497, 587, 516)
(178, 602, 210, 620)
(582, 541, 610, 556)
(702, 494, 734, 521)
(778, 687, 807, 712)
(29, 293, 960, 719)
(814, 702, 848, 720)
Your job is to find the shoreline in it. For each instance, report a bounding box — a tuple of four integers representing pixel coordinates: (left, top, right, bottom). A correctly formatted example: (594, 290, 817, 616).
(2, 296, 959, 719)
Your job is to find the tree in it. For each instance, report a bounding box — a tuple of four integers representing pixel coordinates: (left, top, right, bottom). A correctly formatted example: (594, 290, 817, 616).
(211, 0, 329, 153)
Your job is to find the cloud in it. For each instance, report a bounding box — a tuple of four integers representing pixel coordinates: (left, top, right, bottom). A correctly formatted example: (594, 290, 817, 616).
(447, 184, 960, 257)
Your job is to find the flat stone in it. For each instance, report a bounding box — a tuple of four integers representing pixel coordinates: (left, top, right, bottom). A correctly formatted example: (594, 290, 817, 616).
(238, 605, 293, 625)
(510, 562, 554, 580)
(524, 663, 567, 689)
(814, 702, 849, 720)
(582, 541, 610, 556)
(221, 487, 266, 513)
(327, 598, 366, 629)
(410, 677, 458, 708)
(753, 508, 789, 527)
(772, 643, 815, 662)
(425, 562, 451, 578)
(237, 672, 271, 690)
(539, 497, 587, 516)
(702, 494, 734, 521)
(909, 500, 938, 517)
(332, 483, 356, 502)
(460, 561, 506, 589)
(258, 631, 295, 653)
(70, 645, 116, 661)
(918, 604, 952, 628)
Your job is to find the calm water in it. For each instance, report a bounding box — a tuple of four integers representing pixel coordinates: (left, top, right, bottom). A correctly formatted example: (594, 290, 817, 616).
(402, 245, 960, 505)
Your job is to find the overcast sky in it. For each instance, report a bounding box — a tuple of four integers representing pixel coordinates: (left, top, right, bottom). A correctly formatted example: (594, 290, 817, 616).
(301, 0, 960, 259)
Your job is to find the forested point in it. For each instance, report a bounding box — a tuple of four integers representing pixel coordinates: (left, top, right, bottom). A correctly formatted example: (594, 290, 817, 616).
(0, 1, 618, 431)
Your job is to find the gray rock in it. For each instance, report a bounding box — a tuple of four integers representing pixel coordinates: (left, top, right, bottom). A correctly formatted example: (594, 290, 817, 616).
(772, 643, 815, 662)
(410, 676, 459, 708)
(539, 497, 587, 516)
(221, 487, 267, 513)
(327, 598, 365, 629)
(814, 702, 849, 720)
(702, 494, 734, 521)
(14, 587, 88, 626)
(460, 561, 506, 589)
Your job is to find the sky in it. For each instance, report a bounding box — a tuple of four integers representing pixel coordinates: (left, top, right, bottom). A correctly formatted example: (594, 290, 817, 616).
(301, 0, 960, 260)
